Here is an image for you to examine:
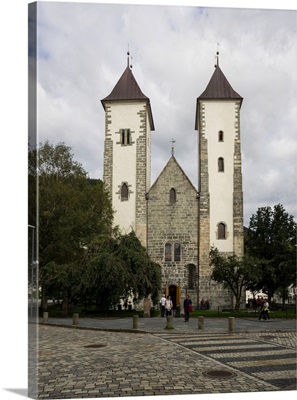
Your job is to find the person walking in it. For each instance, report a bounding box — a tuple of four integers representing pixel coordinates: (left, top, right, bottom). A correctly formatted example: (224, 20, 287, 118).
(160, 294, 166, 317)
(263, 299, 270, 321)
(183, 294, 192, 322)
(165, 295, 173, 317)
(258, 297, 265, 321)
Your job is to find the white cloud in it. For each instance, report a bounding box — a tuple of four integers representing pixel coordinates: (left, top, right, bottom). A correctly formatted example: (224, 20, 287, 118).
(30, 1, 297, 227)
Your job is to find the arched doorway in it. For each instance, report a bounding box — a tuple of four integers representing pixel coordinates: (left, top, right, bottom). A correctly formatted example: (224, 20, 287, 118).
(166, 284, 181, 309)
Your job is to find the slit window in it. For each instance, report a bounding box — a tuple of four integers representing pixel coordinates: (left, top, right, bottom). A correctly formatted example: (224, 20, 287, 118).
(169, 188, 176, 204)
(165, 243, 172, 261)
(188, 265, 196, 290)
(120, 129, 131, 145)
(218, 157, 224, 172)
(174, 243, 181, 261)
(218, 130, 224, 142)
(121, 183, 129, 201)
(218, 223, 226, 239)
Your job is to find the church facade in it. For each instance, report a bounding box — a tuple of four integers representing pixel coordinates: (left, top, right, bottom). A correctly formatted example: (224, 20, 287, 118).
(101, 55, 244, 310)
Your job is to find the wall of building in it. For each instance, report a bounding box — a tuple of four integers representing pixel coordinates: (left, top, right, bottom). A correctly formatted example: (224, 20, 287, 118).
(198, 99, 244, 308)
(103, 101, 151, 241)
(147, 157, 199, 307)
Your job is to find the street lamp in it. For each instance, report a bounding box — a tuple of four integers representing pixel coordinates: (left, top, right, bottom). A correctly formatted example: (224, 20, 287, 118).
(28, 225, 35, 318)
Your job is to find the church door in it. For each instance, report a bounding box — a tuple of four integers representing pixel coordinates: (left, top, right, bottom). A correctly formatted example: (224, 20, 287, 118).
(169, 285, 177, 309)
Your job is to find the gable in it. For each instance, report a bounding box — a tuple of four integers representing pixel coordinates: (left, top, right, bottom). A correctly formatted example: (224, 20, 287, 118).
(149, 156, 197, 197)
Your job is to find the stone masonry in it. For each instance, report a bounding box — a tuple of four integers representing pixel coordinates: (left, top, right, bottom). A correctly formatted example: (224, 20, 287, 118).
(147, 156, 199, 307)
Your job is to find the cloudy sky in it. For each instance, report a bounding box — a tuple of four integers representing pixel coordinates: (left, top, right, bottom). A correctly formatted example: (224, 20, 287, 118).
(30, 0, 297, 227)
(1, 2, 296, 400)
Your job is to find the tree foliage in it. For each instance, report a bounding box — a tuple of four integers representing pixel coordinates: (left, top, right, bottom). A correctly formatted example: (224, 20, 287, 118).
(209, 247, 261, 311)
(245, 204, 296, 301)
(29, 141, 114, 267)
(81, 232, 161, 310)
(29, 141, 161, 312)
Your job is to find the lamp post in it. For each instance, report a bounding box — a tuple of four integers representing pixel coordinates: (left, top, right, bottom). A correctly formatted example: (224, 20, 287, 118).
(28, 225, 35, 318)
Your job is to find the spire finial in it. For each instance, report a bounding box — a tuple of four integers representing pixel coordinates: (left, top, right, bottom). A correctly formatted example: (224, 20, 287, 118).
(215, 43, 220, 67)
(170, 138, 176, 156)
(127, 45, 133, 69)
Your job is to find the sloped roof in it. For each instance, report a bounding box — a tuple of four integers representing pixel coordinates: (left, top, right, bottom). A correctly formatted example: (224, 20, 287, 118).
(102, 66, 149, 102)
(198, 65, 243, 101)
(195, 65, 243, 129)
(149, 156, 198, 194)
(101, 65, 154, 130)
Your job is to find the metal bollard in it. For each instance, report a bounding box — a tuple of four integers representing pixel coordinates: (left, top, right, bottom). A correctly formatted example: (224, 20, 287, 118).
(165, 316, 174, 330)
(73, 313, 79, 326)
(43, 311, 48, 323)
(198, 316, 204, 330)
(228, 316, 235, 332)
(133, 315, 139, 329)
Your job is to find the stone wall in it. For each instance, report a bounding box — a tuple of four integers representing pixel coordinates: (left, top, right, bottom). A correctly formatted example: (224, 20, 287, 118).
(103, 105, 113, 193)
(147, 157, 199, 307)
(135, 107, 148, 247)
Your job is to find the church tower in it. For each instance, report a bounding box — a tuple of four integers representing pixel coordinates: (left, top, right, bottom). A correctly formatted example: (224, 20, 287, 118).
(101, 56, 154, 245)
(195, 57, 244, 307)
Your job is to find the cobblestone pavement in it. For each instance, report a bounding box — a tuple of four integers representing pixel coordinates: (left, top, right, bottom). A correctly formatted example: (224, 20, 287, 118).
(156, 331, 297, 390)
(31, 323, 296, 399)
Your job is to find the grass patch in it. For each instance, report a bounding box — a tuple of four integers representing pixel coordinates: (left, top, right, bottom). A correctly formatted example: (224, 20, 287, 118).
(191, 309, 296, 319)
(40, 304, 295, 319)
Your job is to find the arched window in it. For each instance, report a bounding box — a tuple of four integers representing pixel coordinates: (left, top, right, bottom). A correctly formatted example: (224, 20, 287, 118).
(218, 222, 226, 239)
(188, 264, 196, 290)
(218, 130, 224, 142)
(174, 243, 181, 262)
(121, 183, 129, 201)
(165, 243, 172, 261)
(218, 157, 224, 172)
(169, 188, 176, 204)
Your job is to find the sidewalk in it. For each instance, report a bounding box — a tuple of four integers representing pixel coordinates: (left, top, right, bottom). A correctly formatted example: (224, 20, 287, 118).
(35, 315, 297, 334)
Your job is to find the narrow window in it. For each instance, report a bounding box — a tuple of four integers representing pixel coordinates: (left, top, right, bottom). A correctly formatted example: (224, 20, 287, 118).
(218, 223, 226, 239)
(218, 157, 224, 172)
(120, 129, 131, 145)
(126, 129, 131, 145)
(218, 130, 224, 142)
(188, 265, 196, 290)
(121, 183, 129, 201)
(169, 188, 176, 204)
(165, 243, 172, 261)
(120, 130, 125, 145)
(174, 243, 181, 262)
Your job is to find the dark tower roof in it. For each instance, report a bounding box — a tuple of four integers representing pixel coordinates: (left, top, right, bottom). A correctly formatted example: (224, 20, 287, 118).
(198, 65, 243, 101)
(101, 63, 154, 130)
(195, 65, 243, 129)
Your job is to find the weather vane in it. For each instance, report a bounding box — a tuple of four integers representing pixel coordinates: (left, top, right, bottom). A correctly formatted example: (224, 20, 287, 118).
(127, 44, 133, 69)
(215, 42, 220, 67)
(171, 138, 176, 156)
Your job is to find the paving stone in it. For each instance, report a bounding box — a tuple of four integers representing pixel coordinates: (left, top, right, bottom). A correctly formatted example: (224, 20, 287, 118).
(30, 321, 296, 398)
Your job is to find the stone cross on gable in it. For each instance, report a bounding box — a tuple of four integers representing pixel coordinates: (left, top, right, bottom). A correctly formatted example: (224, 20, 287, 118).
(171, 138, 176, 156)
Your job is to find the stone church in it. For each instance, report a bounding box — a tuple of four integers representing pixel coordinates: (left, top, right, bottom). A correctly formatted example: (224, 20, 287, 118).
(101, 54, 244, 311)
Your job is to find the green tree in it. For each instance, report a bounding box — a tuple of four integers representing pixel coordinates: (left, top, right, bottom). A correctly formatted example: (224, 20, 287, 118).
(209, 247, 261, 311)
(82, 232, 161, 311)
(246, 204, 296, 303)
(29, 141, 114, 311)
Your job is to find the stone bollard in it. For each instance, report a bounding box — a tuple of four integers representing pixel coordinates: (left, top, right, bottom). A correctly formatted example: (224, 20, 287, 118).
(228, 316, 235, 332)
(133, 315, 139, 329)
(165, 316, 174, 330)
(198, 316, 204, 330)
(73, 313, 79, 326)
(43, 311, 48, 323)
